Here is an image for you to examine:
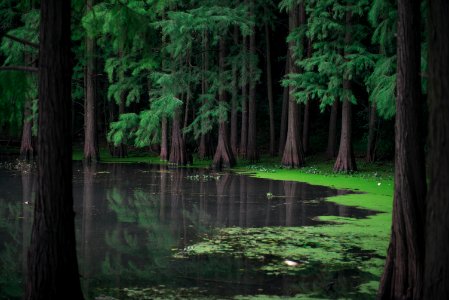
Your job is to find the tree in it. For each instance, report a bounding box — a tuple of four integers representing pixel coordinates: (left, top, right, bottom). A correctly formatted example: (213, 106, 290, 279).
(83, 0, 100, 163)
(26, 0, 84, 298)
(246, 0, 258, 163)
(212, 37, 236, 169)
(378, 0, 426, 298)
(424, 0, 449, 298)
(281, 3, 305, 168)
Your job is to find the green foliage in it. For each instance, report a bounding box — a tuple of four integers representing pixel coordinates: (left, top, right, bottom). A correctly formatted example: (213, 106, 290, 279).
(287, 0, 375, 110)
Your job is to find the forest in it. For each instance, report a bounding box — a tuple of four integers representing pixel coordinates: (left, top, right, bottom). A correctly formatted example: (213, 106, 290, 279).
(0, 0, 448, 299)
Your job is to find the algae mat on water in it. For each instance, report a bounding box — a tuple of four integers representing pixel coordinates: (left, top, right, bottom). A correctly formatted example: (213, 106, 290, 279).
(178, 165, 393, 299)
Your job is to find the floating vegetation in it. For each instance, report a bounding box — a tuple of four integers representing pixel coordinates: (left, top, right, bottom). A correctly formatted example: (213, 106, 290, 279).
(186, 174, 221, 182)
(0, 159, 34, 173)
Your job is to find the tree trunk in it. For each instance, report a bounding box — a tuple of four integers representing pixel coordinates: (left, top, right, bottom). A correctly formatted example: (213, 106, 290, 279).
(303, 100, 310, 155)
(169, 111, 187, 165)
(279, 56, 289, 156)
(199, 31, 211, 159)
(424, 0, 449, 298)
(230, 26, 239, 157)
(240, 31, 248, 158)
(326, 100, 338, 159)
(265, 21, 275, 156)
(366, 101, 377, 162)
(281, 4, 305, 168)
(333, 97, 357, 172)
(26, 0, 84, 298)
(213, 37, 236, 170)
(115, 93, 127, 157)
(83, 0, 99, 163)
(160, 117, 168, 160)
(378, 1, 426, 298)
(334, 12, 357, 173)
(20, 100, 34, 160)
(246, 0, 258, 162)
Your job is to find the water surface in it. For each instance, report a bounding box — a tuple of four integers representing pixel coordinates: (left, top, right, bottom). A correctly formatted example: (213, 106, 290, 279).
(0, 163, 374, 299)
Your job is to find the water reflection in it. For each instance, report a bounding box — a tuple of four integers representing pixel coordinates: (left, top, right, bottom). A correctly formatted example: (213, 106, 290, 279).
(0, 163, 373, 299)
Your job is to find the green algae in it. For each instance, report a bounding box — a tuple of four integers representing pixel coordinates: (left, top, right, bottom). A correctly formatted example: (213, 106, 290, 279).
(178, 158, 393, 299)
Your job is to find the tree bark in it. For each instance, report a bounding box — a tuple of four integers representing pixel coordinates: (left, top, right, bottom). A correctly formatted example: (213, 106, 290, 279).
(239, 32, 248, 158)
(169, 110, 187, 165)
(424, 0, 449, 298)
(326, 100, 338, 159)
(334, 12, 357, 173)
(279, 56, 289, 156)
(230, 26, 239, 157)
(213, 37, 236, 170)
(199, 31, 211, 159)
(160, 117, 168, 160)
(378, 1, 426, 298)
(265, 21, 275, 156)
(26, 0, 84, 299)
(281, 4, 305, 168)
(246, 0, 258, 162)
(366, 101, 377, 162)
(83, 0, 99, 163)
(20, 100, 34, 160)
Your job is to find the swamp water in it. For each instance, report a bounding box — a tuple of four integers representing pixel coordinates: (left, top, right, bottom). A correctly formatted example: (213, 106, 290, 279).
(0, 163, 378, 299)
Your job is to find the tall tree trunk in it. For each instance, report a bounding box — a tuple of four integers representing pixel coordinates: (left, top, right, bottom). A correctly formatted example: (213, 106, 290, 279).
(265, 21, 275, 156)
(199, 32, 211, 159)
(169, 111, 187, 165)
(230, 26, 239, 156)
(20, 100, 34, 160)
(84, 0, 99, 163)
(326, 100, 338, 159)
(26, 0, 84, 298)
(160, 117, 168, 160)
(213, 37, 236, 170)
(334, 13, 357, 172)
(279, 56, 289, 156)
(366, 101, 377, 162)
(425, 0, 449, 298)
(246, 0, 258, 162)
(239, 32, 248, 158)
(282, 4, 305, 168)
(378, 1, 426, 298)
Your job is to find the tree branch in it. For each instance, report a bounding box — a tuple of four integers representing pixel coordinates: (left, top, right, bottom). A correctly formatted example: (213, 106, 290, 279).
(3, 34, 39, 49)
(0, 66, 38, 73)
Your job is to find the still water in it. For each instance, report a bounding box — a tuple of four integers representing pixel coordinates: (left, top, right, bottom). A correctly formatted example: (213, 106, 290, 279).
(0, 163, 374, 299)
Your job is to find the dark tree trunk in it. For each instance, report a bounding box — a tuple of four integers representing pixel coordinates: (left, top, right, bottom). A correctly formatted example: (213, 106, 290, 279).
(265, 21, 275, 156)
(326, 100, 338, 159)
(334, 13, 357, 173)
(83, 0, 99, 163)
(303, 100, 310, 155)
(169, 111, 187, 165)
(240, 33, 248, 158)
(378, 0, 426, 298)
(366, 102, 377, 162)
(20, 100, 34, 160)
(26, 0, 84, 299)
(160, 117, 168, 160)
(199, 32, 211, 159)
(279, 56, 289, 156)
(115, 92, 127, 157)
(213, 37, 236, 170)
(246, 0, 258, 162)
(230, 26, 239, 156)
(281, 4, 305, 168)
(424, 0, 449, 298)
